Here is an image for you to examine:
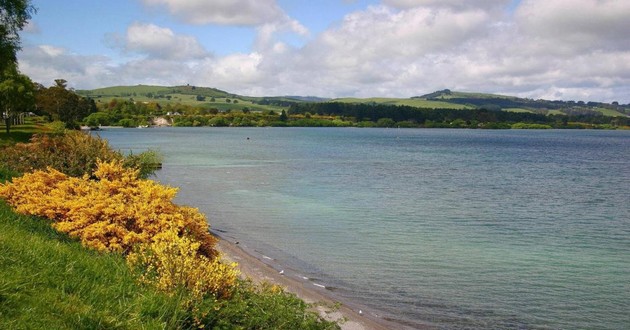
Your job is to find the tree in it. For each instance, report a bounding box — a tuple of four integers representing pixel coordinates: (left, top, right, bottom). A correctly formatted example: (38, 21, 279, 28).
(35, 79, 91, 128)
(376, 118, 395, 127)
(1, 0, 36, 72)
(279, 109, 288, 121)
(0, 63, 34, 133)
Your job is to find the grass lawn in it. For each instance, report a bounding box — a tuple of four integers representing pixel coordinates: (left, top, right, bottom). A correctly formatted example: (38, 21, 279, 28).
(0, 117, 50, 147)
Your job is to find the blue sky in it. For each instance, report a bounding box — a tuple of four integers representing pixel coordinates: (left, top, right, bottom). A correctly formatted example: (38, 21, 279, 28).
(17, 0, 630, 103)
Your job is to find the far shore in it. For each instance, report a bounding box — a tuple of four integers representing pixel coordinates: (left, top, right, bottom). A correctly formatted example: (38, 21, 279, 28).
(212, 231, 427, 330)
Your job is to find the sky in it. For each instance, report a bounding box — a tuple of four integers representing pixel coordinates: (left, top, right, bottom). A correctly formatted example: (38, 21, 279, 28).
(16, 0, 630, 103)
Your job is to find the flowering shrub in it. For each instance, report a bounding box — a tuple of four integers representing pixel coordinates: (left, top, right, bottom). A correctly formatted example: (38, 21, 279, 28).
(127, 229, 238, 300)
(0, 160, 237, 299)
(0, 160, 216, 256)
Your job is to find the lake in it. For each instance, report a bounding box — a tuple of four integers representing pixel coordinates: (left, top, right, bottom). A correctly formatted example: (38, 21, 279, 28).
(98, 127, 630, 329)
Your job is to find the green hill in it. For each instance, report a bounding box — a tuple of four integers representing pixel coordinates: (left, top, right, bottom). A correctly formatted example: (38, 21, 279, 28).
(76, 85, 629, 117)
(331, 97, 471, 110)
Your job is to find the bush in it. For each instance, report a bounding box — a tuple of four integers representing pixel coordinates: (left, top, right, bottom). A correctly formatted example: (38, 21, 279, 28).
(0, 160, 218, 258)
(128, 229, 239, 300)
(196, 281, 340, 329)
(0, 131, 160, 178)
(0, 131, 121, 177)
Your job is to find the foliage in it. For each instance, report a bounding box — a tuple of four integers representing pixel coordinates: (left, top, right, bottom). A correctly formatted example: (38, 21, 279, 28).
(0, 130, 159, 178)
(0, 160, 217, 257)
(0, 200, 191, 329)
(289, 102, 629, 128)
(0, 0, 36, 71)
(511, 122, 553, 129)
(128, 229, 238, 300)
(44, 120, 66, 134)
(197, 281, 340, 330)
(124, 148, 163, 179)
(35, 79, 95, 128)
(0, 63, 35, 133)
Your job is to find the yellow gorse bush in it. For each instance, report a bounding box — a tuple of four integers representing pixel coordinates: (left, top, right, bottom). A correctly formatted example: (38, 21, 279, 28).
(0, 160, 237, 298)
(128, 229, 238, 300)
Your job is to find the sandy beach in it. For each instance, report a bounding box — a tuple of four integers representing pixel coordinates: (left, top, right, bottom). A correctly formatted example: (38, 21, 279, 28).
(214, 234, 423, 330)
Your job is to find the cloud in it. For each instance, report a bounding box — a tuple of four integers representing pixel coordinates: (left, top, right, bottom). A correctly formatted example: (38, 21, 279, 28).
(123, 22, 209, 60)
(18, 45, 114, 88)
(23, 21, 40, 33)
(140, 0, 285, 26)
(16, 0, 630, 103)
(515, 0, 630, 52)
(316, 6, 490, 60)
(382, 0, 510, 11)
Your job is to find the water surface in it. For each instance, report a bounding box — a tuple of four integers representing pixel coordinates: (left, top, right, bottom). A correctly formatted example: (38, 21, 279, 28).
(98, 128, 630, 329)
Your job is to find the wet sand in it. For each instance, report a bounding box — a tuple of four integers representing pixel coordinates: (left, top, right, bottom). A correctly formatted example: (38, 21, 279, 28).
(214, 235, 421, 330)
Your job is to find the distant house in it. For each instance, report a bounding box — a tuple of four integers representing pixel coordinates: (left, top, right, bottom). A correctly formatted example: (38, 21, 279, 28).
(166, 112, 181, 116)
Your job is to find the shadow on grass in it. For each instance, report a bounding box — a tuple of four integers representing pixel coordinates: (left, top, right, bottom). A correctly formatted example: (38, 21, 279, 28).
(0, 131, 34, 145)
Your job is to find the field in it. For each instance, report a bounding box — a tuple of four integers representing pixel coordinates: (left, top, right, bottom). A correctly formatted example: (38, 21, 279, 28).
(594, 107, 628, 117)
(331, 97, 470, 109)
(75, 85, 629, 118)
(77, 85, 288, 113)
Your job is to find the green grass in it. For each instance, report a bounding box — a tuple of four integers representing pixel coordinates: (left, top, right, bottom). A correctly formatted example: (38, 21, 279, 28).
(0, 199, 339, 329)
(547, 110, 565, 116)
(594, 107, 628, 117)
(0, 201, 189, 329)
(0, 117, 49, 147)
(87, 89, 286, 113)
(331, 97, 470, 109)
(434, 91, 516, 100)
(504, 108, 534, 113)
(77, 85, 173, 97)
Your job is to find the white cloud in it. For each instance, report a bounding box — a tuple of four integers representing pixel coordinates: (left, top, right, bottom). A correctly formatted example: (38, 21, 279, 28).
(140, 0, 285, 26)
(253, 18, 309, 54)
(382, 0, 510, 10)
(23, 21, 40, 33)
(16, 0, 630, 103)
(515, 0, 630, 52)
(124, 23, 209, 60)
(316, 6, 489, 59)
(18, 46, 114, 88)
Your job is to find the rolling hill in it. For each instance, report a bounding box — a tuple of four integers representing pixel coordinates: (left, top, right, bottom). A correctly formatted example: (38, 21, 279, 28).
(76, 85, 629, 117)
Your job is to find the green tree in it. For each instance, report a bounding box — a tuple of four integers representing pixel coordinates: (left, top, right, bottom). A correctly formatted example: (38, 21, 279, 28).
(36, 79, 91, 129)
(279, 109, 288, 121)
(0, 63, 35, 133)
(1, 0, 36, 72)
(376, 117, 395, 127)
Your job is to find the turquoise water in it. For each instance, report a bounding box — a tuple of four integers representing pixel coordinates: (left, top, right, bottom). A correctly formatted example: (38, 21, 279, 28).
(98, 128, 630, 329)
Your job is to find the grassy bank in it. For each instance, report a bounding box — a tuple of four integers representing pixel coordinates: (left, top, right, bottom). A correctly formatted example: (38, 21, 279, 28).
(0, 200, 189, 329)
(0, 200, 339, 329)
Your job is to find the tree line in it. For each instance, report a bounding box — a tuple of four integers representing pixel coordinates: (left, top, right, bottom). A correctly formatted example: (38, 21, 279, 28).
(288, 102, 629, 128)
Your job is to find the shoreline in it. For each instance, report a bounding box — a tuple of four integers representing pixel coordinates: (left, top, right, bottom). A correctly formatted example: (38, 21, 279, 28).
(213, 230, 427, 330)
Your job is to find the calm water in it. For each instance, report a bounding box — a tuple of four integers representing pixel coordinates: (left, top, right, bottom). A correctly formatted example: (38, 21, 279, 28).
(98, 128, 630, 329)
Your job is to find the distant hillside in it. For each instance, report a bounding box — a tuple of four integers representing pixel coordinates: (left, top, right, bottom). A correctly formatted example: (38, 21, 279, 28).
(283, 96, 331, 102)
(410, 89, 629, 117)
(76, 85, 629, 117)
